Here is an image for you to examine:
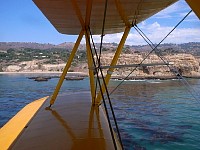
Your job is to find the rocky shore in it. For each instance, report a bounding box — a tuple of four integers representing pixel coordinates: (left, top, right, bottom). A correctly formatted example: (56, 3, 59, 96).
(100, 53, 200, 79)
(1, 53, 200, 80)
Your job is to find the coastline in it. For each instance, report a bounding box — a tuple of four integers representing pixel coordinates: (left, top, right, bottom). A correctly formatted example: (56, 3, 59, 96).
(1, 72, 200, 79)
(0, 71, 88, 75)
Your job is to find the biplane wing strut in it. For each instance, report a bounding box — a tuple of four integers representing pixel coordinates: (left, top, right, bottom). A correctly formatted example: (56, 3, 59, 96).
(186, 0, 200, 19)
(33, 0, 200, 106)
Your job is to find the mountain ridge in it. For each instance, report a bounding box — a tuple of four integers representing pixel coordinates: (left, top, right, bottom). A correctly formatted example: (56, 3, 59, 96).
(0, 42, 200, 55)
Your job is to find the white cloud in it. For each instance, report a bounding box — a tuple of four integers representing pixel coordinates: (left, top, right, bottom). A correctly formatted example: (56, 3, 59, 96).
(80, 1, 200, 46)
(167, 28, 200, 43)
(184, 12, 200, 23)
(85, 22, 200, 46)
(153, 1, 190, 19)
(129, 22, 200, 45)
(152, 0, 199, 23)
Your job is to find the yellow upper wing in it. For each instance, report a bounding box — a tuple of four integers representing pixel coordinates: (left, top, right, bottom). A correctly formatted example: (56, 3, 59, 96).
(33, 0, 177, 35)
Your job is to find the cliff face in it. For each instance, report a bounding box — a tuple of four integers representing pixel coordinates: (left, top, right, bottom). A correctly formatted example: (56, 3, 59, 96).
(100, 53, 200, 77)
(2, 53, 200, 78)
(167, 54, 199, 76)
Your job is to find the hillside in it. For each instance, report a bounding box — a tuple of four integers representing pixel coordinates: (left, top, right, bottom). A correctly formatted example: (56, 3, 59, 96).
(0, 42, 84, 51)
(0, 42, 200, 78)
(1, 42, 200, 54)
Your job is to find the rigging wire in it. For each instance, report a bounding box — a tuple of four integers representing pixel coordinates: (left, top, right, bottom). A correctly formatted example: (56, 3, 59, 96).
(88, 27, 99, 104)
(99, 0, 108, 61)
(98, 0, 109, 78)
(134, 24, 200, 103)
(133, 0, 143, 25)
(86, 0, 124, 148)
(92, 0, 108, 106)
(87, 0, 124, 148)
(109, 10, 193, 96)
(85, 29, 118, 149)
(88, 27, 124, 149)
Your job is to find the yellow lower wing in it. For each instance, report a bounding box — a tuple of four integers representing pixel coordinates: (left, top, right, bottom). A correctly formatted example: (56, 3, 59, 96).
(0, 96, 48, 150)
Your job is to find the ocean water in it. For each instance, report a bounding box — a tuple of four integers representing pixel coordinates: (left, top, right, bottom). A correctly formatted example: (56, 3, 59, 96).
(0, 74, 200, 150)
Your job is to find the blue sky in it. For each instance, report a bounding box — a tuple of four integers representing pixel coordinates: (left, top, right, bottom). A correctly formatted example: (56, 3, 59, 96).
(0, 0, 199, 45)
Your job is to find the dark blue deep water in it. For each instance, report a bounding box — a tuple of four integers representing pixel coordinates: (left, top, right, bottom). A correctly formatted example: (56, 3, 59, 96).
(0, 74, 200, 150)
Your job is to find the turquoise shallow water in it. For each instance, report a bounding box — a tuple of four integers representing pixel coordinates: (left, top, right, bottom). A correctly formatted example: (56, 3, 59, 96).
(0, 74, 200, 150)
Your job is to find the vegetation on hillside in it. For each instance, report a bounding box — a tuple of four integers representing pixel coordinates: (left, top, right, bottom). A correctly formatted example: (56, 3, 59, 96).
(0, 42, 200, 67)
(0, 48, 87, 66)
